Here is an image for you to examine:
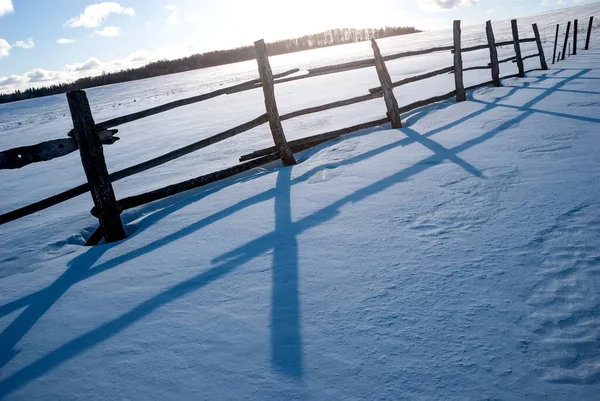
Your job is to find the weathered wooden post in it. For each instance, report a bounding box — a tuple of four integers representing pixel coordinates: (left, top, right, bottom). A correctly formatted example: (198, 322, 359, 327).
(561, 21, 571, 60)
(486, 20, 501, 87)
(511, 19, 525, 77)
(66, 90, 126, 243)
(585, 16, 593, 50)
(552, 24, 559, 64)
(254, 39, 296, 166)
(573, 19, 578, 55)
(532, 23, 548, 70)
(370, 38, 402, 129)
(453, 20, 466, 102)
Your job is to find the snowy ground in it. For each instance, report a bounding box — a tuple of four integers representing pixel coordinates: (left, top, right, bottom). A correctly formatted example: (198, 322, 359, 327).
(1, 4, 600, 401)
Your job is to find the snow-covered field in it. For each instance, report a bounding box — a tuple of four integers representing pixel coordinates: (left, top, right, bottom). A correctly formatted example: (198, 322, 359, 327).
(1, 3, 600, 400)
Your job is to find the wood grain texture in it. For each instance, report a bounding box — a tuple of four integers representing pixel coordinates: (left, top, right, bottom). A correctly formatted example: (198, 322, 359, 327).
(511, 19, 525, 78)
(453, 20, 467, 102)
(532, 24, 548, 70)
(486, 20, 501, 87)
(371, 38, 402, 128)
(254, 39, 296, 166)
(67, 90, 125, 243)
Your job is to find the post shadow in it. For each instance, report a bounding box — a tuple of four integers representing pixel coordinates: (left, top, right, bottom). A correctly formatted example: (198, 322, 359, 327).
(271, 168, 303, 376)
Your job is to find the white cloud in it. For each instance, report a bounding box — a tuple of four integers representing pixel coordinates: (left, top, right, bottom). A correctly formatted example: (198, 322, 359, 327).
(14, 38, 35, 49)
(65, 58, 103, 72)
(419, 0, 478, 12)
(25, 69, 63, 83)
(0, 38, 10, 58)
(0, 75, 24, 87)
(0, 0, 13, 18)
(165, 4, 181, 25)
(64, 2, 134, 28)
(94, 26, 121, 37)
(57, 38, 75, 45)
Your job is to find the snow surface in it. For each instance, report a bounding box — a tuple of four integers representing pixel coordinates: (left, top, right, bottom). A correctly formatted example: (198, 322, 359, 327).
(1, 4, 600, 400)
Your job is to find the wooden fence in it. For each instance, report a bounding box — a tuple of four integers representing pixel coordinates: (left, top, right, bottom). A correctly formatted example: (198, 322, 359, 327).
(0, 17, 595, 245)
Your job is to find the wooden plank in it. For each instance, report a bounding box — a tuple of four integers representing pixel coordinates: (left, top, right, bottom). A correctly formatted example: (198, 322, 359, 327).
(452, 38, 536, 54)
(254, 39, 296, 166)
(67, 90, 125, 243)
(99, 153, 283, 217)
(562, 21, 571, 60)
(95, 69, 298, 130)
(239, 118, 390, 162)
(532, 24, 548, 70)
(0, 130, 118, 170)
(585, 16, 594, 50)
(486, 20, 501, 87)
(514, 53, 540, 62)
(511, 19, 525, 78)
(494, 55, 517, 64)
(461, 65, 491, 72)
(553, 24, 560, 64)
(371, 38, 402, 129)
(280, 93, 382, 121)
(306, 45, 454, 76)
(453, 20, 467, 102)
(573, 19, 578, 55)
(369, 66, 454, 94)
(224, 68, 300, 94)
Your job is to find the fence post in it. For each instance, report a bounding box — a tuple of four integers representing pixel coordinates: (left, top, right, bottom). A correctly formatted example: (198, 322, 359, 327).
(453, 20, 466, 102)
(486, 21, 501, 87)
(532, 23, 548, 70)
(511, 19, 525, 77)
(561, 21, 571, 60)
(66, 90, 126, 243)
(370, 38, 402, 129)
(573, 19, 578, 55)
(552, 24, 559, 64)
(585, 16, 593, 50)
(254, 39, 296, 166)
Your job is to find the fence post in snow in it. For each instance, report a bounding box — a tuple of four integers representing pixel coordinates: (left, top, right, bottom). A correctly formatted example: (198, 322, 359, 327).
(573, 19, 578, 55)
(532, 23, 548, 70)
(370, 38, 402, 129)
(485, 20, 501, 87)
(561, 21, 571, 60)
(585, 16, 593, 50)
(552, 24, 560, 64)
(453, 20, 467, 102)
(253, 39, 296, 166)
(511, 19, 525, 77)
(66, 90, 126, 244)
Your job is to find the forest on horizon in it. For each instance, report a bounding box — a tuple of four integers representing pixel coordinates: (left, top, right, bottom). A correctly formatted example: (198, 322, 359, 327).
(0, 26, 420, 104)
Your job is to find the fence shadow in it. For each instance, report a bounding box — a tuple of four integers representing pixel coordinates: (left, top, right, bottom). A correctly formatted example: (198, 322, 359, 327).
(0, 66, 597, 397)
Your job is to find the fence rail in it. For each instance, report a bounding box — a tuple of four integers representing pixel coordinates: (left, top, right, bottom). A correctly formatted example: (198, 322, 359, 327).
(0, 16, 594, 245)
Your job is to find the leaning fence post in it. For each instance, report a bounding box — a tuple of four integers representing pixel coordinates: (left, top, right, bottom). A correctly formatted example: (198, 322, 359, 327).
(254, 39, 296, 166)
(511, 19, 525, 77)
(573, 19, 578, 55)
(585, 16, 593, 50)
(66, 90, 126, 243)
(370, 38, 402, 128)
(552, 24, 559, 64)
(532, 23, 548, 70)
(561, 21, 571, 60)
(453, 20, 466, 102)
(486, 20, 501, 87)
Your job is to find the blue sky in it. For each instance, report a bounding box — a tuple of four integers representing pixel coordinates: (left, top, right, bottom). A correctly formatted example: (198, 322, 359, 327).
(0, 0, 597, 92)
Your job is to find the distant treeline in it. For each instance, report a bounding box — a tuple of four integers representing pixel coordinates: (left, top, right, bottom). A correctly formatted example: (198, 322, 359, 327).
(0, 26, 420, 104)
